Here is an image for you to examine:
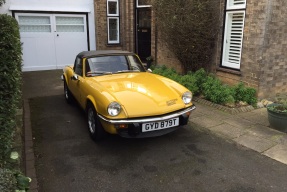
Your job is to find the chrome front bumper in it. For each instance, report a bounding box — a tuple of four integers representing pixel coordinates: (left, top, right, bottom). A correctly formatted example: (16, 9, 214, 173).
(97, 105, 196, 124)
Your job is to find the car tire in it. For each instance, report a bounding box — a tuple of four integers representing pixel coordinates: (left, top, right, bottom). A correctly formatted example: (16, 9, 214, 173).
(87, 104, 106, 141)
(64, 80, 73, 103)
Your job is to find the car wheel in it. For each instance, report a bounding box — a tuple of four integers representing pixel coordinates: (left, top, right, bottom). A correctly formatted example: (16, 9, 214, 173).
(87, 104, 106, 141)
(64, 80, 72, 103)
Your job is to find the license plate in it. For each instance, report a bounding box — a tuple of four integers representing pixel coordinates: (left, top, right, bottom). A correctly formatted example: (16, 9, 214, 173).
(142, 118, 179, 132)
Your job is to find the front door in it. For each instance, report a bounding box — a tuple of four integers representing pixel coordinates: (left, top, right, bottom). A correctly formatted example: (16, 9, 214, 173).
(136, 8, 151, 62)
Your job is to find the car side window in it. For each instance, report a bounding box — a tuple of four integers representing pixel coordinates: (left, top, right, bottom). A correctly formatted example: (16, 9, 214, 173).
(74, 57, 83, 76)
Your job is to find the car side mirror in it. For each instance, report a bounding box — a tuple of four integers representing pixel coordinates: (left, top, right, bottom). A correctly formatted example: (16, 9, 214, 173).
(147, 68, 152, 73)
(71, 74, 79, 81)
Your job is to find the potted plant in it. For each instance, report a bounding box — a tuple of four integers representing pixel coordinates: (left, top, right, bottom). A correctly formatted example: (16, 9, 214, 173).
(267, 99, 287, 133)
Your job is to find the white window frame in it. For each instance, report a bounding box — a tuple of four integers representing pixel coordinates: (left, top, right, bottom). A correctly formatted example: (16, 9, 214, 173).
(136, 0, 152, 8)
(107, 17, 120, 44)
(107, 0, 119, 16)
(227, 0, 246, 10)
(221, 0, 246, 69)
(107, 0, 120, 44)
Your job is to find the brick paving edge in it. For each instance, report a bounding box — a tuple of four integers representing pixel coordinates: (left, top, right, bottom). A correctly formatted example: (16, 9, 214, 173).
(23, 99, 39, 192)
(193, 97, 256, 114)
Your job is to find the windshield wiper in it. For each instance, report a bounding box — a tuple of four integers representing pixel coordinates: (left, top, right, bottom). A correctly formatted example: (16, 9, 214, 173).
(115, 70, 140, 73)
(87, 71, 113, 76)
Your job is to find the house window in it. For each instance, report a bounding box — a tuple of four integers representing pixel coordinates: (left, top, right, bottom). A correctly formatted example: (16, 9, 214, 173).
(107, 0, 119, 44)
(221, 0, 246, 69)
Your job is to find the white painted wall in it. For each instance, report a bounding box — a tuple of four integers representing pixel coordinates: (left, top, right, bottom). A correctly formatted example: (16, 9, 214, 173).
(0, 0, 96, 50)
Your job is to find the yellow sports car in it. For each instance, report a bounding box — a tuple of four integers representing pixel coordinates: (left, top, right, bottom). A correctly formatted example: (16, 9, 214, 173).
(62, 50, 196, 141)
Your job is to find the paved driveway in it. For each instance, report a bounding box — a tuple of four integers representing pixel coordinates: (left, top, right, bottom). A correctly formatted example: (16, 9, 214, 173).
(23, 70, 287, 192)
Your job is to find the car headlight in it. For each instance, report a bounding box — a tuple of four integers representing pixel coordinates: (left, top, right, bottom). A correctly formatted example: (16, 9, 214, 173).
(108, 102, 121, 116)
(182, 92, 192, 104)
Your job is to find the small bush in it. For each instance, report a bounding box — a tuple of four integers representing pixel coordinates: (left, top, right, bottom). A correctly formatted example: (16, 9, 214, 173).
(153, 66, 257, 106)
(202, 76, 234, 104)
(178, 75, 199, 95)
(233, 83, 257, 106)
(193, 68, 208, 95)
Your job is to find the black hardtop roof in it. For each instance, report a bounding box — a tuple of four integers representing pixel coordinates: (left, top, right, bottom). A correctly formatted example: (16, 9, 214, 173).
(77, 50, 134, 58)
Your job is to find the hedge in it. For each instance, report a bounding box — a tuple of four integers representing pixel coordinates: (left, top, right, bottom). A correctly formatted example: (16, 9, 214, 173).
(0, 14, 22, 164)
(0, 168, 17, 192)
(0, 0, 5, 6)
(0, 14, 23, 191)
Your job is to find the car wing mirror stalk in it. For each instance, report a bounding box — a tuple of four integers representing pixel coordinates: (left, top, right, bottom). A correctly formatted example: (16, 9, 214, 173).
(71, 74, 79, 81)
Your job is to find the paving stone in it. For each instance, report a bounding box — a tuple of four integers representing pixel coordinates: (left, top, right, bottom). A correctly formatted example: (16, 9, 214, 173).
(233, 134, 277, 153)
(190, 116, 223, 128)
(237, 110, 258, 118)
(252, 108, 268, 116)
(209, 123, 248, 139)
(263, 144, 287, 165)
(190, 110, 205, 119)
(247, 124, 285, 143)
(242, 113, 270, 126)
(224, 117, 255, 128)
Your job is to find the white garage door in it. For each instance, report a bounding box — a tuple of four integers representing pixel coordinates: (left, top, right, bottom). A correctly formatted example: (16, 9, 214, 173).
(15, 13, 88, 71)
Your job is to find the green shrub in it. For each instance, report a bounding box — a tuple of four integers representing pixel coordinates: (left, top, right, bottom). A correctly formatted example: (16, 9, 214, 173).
(202, 76, 234, 104)
(192, 68, 208, 94)
(0, 168, 30, 192)
(0, 168, 17, 192)
(233, 83, 257, 106)
(0, 14, 22, 163)
(152, 65, 257, 106)
(178, 75, 199, 95)
(154, 66, 180, 82)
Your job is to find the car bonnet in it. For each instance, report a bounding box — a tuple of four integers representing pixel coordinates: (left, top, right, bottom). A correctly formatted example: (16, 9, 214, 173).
(88, 72, 190, 117)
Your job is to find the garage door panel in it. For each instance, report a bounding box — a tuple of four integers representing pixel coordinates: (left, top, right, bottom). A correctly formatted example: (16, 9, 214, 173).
(54, 15, 87, 67)
(21, 37, 57, 71)
(55, 37, 87, 68)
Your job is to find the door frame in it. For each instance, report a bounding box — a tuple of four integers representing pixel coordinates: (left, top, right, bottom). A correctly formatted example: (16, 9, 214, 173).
(135, 7, 151, 62)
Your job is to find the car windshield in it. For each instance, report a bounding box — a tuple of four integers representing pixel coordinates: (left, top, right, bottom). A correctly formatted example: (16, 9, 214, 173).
(86, 55, 145, 76)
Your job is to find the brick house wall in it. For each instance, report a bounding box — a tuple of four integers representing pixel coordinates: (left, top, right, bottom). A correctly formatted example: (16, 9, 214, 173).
(93, 0, 286, 99)
(215, 0, 287, 99)
(94, 0, 135, 51)
(256, 0, 287, 98)
(156, 37, 183, 73)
